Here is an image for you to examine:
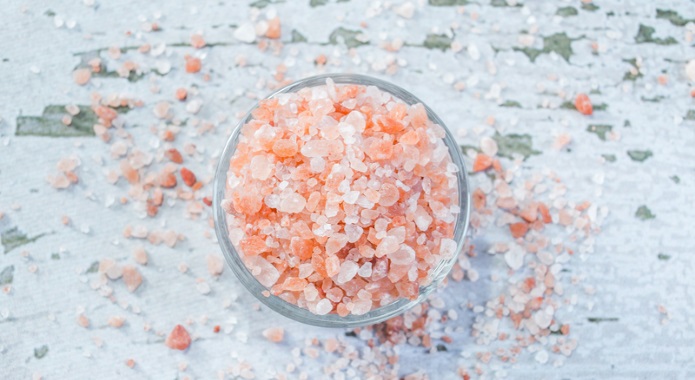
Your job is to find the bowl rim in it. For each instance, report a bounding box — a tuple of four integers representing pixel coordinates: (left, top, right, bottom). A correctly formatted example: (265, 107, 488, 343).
(213, 73, 471, 327)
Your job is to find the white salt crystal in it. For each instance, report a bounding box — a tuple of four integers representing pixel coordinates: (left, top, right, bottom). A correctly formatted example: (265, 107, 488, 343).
(315, 299, 333, 315)
(344, 224, 364, 243)
(234, 23, 257, 43)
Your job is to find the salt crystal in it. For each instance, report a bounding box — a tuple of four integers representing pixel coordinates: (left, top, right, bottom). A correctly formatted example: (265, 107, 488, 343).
(250, 155, 273, 180)
(439, 238, 457, 258)
(301, 140, 332, 157)
(197, 281, 211, 294)
(342, 191, 360, 204)
(480, 136, 498, 156)
(315, 299, 333, 315)
(344, 224, 364, 243)
(505, 245, 525, 270)
(326, 234, 348, 255)
(234, 23, 257, 43)
(414, 206, 433, 231)
(389, 246, 415, 265)
(357, 262, 372, 278)
(207, 254, 224, 276)
(309, 157, 325, 172)
(376, 236, 399, 257)
(336, 261, 359, 284)
(262, 327, 284, 343)
(279, 193, 306, 213)
(394, 2, 415, 19)
(686, 60, 695, 82)
(535, 349, 549, 364)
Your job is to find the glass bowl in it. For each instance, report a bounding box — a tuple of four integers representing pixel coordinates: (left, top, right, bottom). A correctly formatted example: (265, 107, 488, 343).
(213, 73, 471, 327)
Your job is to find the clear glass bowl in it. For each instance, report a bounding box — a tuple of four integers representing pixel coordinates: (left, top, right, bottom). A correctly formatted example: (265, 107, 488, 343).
(213, 74, 471, 327)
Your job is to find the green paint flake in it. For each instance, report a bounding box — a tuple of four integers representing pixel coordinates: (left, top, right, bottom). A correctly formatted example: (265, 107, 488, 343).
(2, 227, 47, 254)
(44, 9, 56, 17)
(0, 265, 14, 285)
(601, 154, 616, 163)
(51, 253, 60, 260)
(16, 105, 97, 137)
(587, 124, 612, 141)
(670, 175, 680, 184)
(423, 34, 452, 51)
(587, 317, 619, 323)
(249, 0, 284, 8)
(560, 101, 606, 111)
(459, 144, 481, 155)
(627, 149, 653, 162)
(500, 100, 522, 108)
(310, 0, 328, 6)
(635, 205, 655, 220)
(684, 110, 695, 120)
(581, 3, 599, 11)
(34, 345, 49, 359)
(514, 32, 573, 63)
(291, 30, 308, 43)
(493, 133, 540, 160)
(86, 261, 100, 274)
(328, 27, 368, 49)
(657, 253, 671, 261)
(436, 344, 448, 352)
(428, 0, 469, 5)
(635, 24, 677, 45)
(593, 103, 608, 111)
(491, 0, 521, 7)
(622, 58, 643, 81)
(656, 9, 694, 27)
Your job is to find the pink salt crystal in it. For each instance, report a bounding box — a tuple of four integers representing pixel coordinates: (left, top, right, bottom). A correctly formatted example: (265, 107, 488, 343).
(376, 236, 399, 257)
(73, 68, 91, 86)
(153, 101, 171, 119)
(414, 206, 433, 231)
(247, 256, 280, 287)
(336, 261, 359, 284)
(250, 155, 273, 180)
(162, 230, 178, 247)
(108, 316, 125, 328)
(279, 193, 306, 214)
(262, 327, 284, 343)
(165, 325, 191, 351)
(77, 314, 90, 328)
(389, 246, 416, 266)
(325, 255, 341, 277)
(99, 258, 123, 280)
(378, 183, 399, 207)
(133, 247, 148, 265)
(344, 224, 364, 243)
(57, 157, 78, 172)
(206, 254, 224, 276)
(122, 265, 143, 292)
(315, 299, 333, 315)
(358, 262, 372, 278)
(439, 238, 458, 258)
(325, 287, 344, 302)
(351, 299, 372, 315)
(304, 284, 319, 301)
(325, 234, 348, 255)
(371, 258, 389, 281)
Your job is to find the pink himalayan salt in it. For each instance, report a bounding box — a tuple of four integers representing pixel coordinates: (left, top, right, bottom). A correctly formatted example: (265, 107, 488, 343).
(224, 80, 460, 316)
(122, 265, 142, 292)
(165, 325, 191, 350)
(133, 247, 148, 265)
(262, 327, 285, 343)
(206, 254, 224, 276)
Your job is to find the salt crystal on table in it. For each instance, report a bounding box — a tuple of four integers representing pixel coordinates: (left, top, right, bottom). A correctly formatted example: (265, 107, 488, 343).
(234, 23, 256, 43)
(122, 265, 142, 292)
(262, 327, 284, 343)
(207, 254, 224, 276)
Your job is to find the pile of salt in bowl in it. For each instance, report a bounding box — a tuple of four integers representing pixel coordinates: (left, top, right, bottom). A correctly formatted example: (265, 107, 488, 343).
(221, 79, 461, 316)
